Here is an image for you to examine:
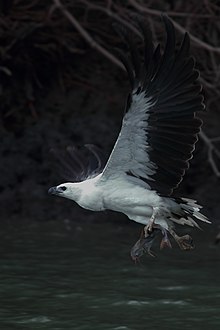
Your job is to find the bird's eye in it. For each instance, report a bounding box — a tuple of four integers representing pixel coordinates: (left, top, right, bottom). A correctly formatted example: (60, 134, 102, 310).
(60, 186, 67, 191)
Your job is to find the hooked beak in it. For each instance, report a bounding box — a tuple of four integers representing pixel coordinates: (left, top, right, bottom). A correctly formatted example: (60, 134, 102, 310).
(48, 186, 63, 195)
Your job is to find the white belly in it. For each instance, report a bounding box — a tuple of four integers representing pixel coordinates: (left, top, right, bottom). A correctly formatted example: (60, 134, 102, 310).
(102, 177, 162, 224)
(76, 175, 167, 227)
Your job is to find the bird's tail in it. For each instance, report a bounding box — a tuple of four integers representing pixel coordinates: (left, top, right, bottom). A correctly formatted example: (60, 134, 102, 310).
(171, 197, 211, 228)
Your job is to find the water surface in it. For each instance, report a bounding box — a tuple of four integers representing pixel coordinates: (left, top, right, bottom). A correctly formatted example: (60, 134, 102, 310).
(0, 221, 219, 329)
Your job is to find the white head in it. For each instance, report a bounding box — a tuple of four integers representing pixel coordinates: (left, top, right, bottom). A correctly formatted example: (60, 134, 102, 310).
(48, 182, 82, 202)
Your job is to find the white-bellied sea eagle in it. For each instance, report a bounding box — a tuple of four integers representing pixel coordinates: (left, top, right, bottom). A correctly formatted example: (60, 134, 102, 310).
(48, 15, 210, 260)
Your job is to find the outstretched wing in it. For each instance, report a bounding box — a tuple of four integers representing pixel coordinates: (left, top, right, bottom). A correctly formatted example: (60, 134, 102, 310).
(101, 15, 205, 196)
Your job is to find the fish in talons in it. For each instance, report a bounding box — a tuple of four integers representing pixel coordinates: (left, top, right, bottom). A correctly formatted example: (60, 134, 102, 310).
(131, 225, 173, 261)
(130, 228, 161, 262)
(131, 224, 195, 261)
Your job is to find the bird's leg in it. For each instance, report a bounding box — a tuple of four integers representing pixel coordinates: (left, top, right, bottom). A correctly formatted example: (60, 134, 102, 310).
(169, 229, 194, 250)
(151, 224, 172, 249)
(159, 228, 172, 249)
(144, 206, 160, 236)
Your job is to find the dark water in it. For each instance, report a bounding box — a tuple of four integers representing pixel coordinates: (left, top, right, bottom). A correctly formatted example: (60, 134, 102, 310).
(0, 220, 220, 330)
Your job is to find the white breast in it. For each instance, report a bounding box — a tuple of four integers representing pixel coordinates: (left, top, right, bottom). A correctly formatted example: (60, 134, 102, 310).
(100, 175, 162, 222)
(77, 175, 105, 211)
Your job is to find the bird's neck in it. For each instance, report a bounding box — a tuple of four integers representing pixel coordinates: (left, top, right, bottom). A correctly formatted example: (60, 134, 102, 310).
(74, 178, 104, 211)
(64, 183, 82, 203)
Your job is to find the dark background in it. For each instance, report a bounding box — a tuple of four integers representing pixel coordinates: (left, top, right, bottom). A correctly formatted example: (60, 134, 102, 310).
(1, 0, 220, 230)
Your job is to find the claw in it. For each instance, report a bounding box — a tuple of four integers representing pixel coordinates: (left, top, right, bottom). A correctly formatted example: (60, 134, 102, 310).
(169, 229, 194, 250)
(160, 237, 172, 250)
(176, 234, 194, 250)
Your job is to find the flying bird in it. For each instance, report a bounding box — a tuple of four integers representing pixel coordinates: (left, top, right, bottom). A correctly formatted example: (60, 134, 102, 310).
(48, 15, 210, 257)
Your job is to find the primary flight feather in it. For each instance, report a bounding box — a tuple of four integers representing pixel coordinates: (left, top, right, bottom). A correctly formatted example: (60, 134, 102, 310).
(49, 15, 210, 259)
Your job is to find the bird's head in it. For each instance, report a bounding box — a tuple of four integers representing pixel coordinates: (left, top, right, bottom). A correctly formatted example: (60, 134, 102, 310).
(48, 182, 81, 202)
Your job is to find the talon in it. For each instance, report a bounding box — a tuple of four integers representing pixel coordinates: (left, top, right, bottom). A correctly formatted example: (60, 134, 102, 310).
(169, 229, 194, 251)
(177, 234, 194, 250)
(144, 224, 153, 237)
(160, 237, 172, 250)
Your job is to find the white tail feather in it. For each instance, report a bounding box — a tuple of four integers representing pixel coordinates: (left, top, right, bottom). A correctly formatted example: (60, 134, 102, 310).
(179, 198, 211, 225)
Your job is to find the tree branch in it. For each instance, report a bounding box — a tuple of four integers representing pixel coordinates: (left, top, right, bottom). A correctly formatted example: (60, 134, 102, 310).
(199, 131, 220, 177)
(52, 0, 124, 70)
(129, 0, 220, 53)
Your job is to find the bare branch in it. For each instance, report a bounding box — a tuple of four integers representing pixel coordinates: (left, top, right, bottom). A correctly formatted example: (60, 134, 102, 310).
(52, 0, 124, 70)
(129, 0, 220, 53)
(79, 0, 142, 37)
(199, 131, 220, 177)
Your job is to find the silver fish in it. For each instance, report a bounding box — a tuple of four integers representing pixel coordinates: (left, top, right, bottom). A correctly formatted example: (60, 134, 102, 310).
(130, 228, 161, 262)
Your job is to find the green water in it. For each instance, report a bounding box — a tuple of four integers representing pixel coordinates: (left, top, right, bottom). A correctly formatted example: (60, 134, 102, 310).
(0, 220, 219, 330)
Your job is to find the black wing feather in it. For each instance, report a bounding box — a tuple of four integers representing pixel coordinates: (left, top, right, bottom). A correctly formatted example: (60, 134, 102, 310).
(116, 14, 204, 196)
